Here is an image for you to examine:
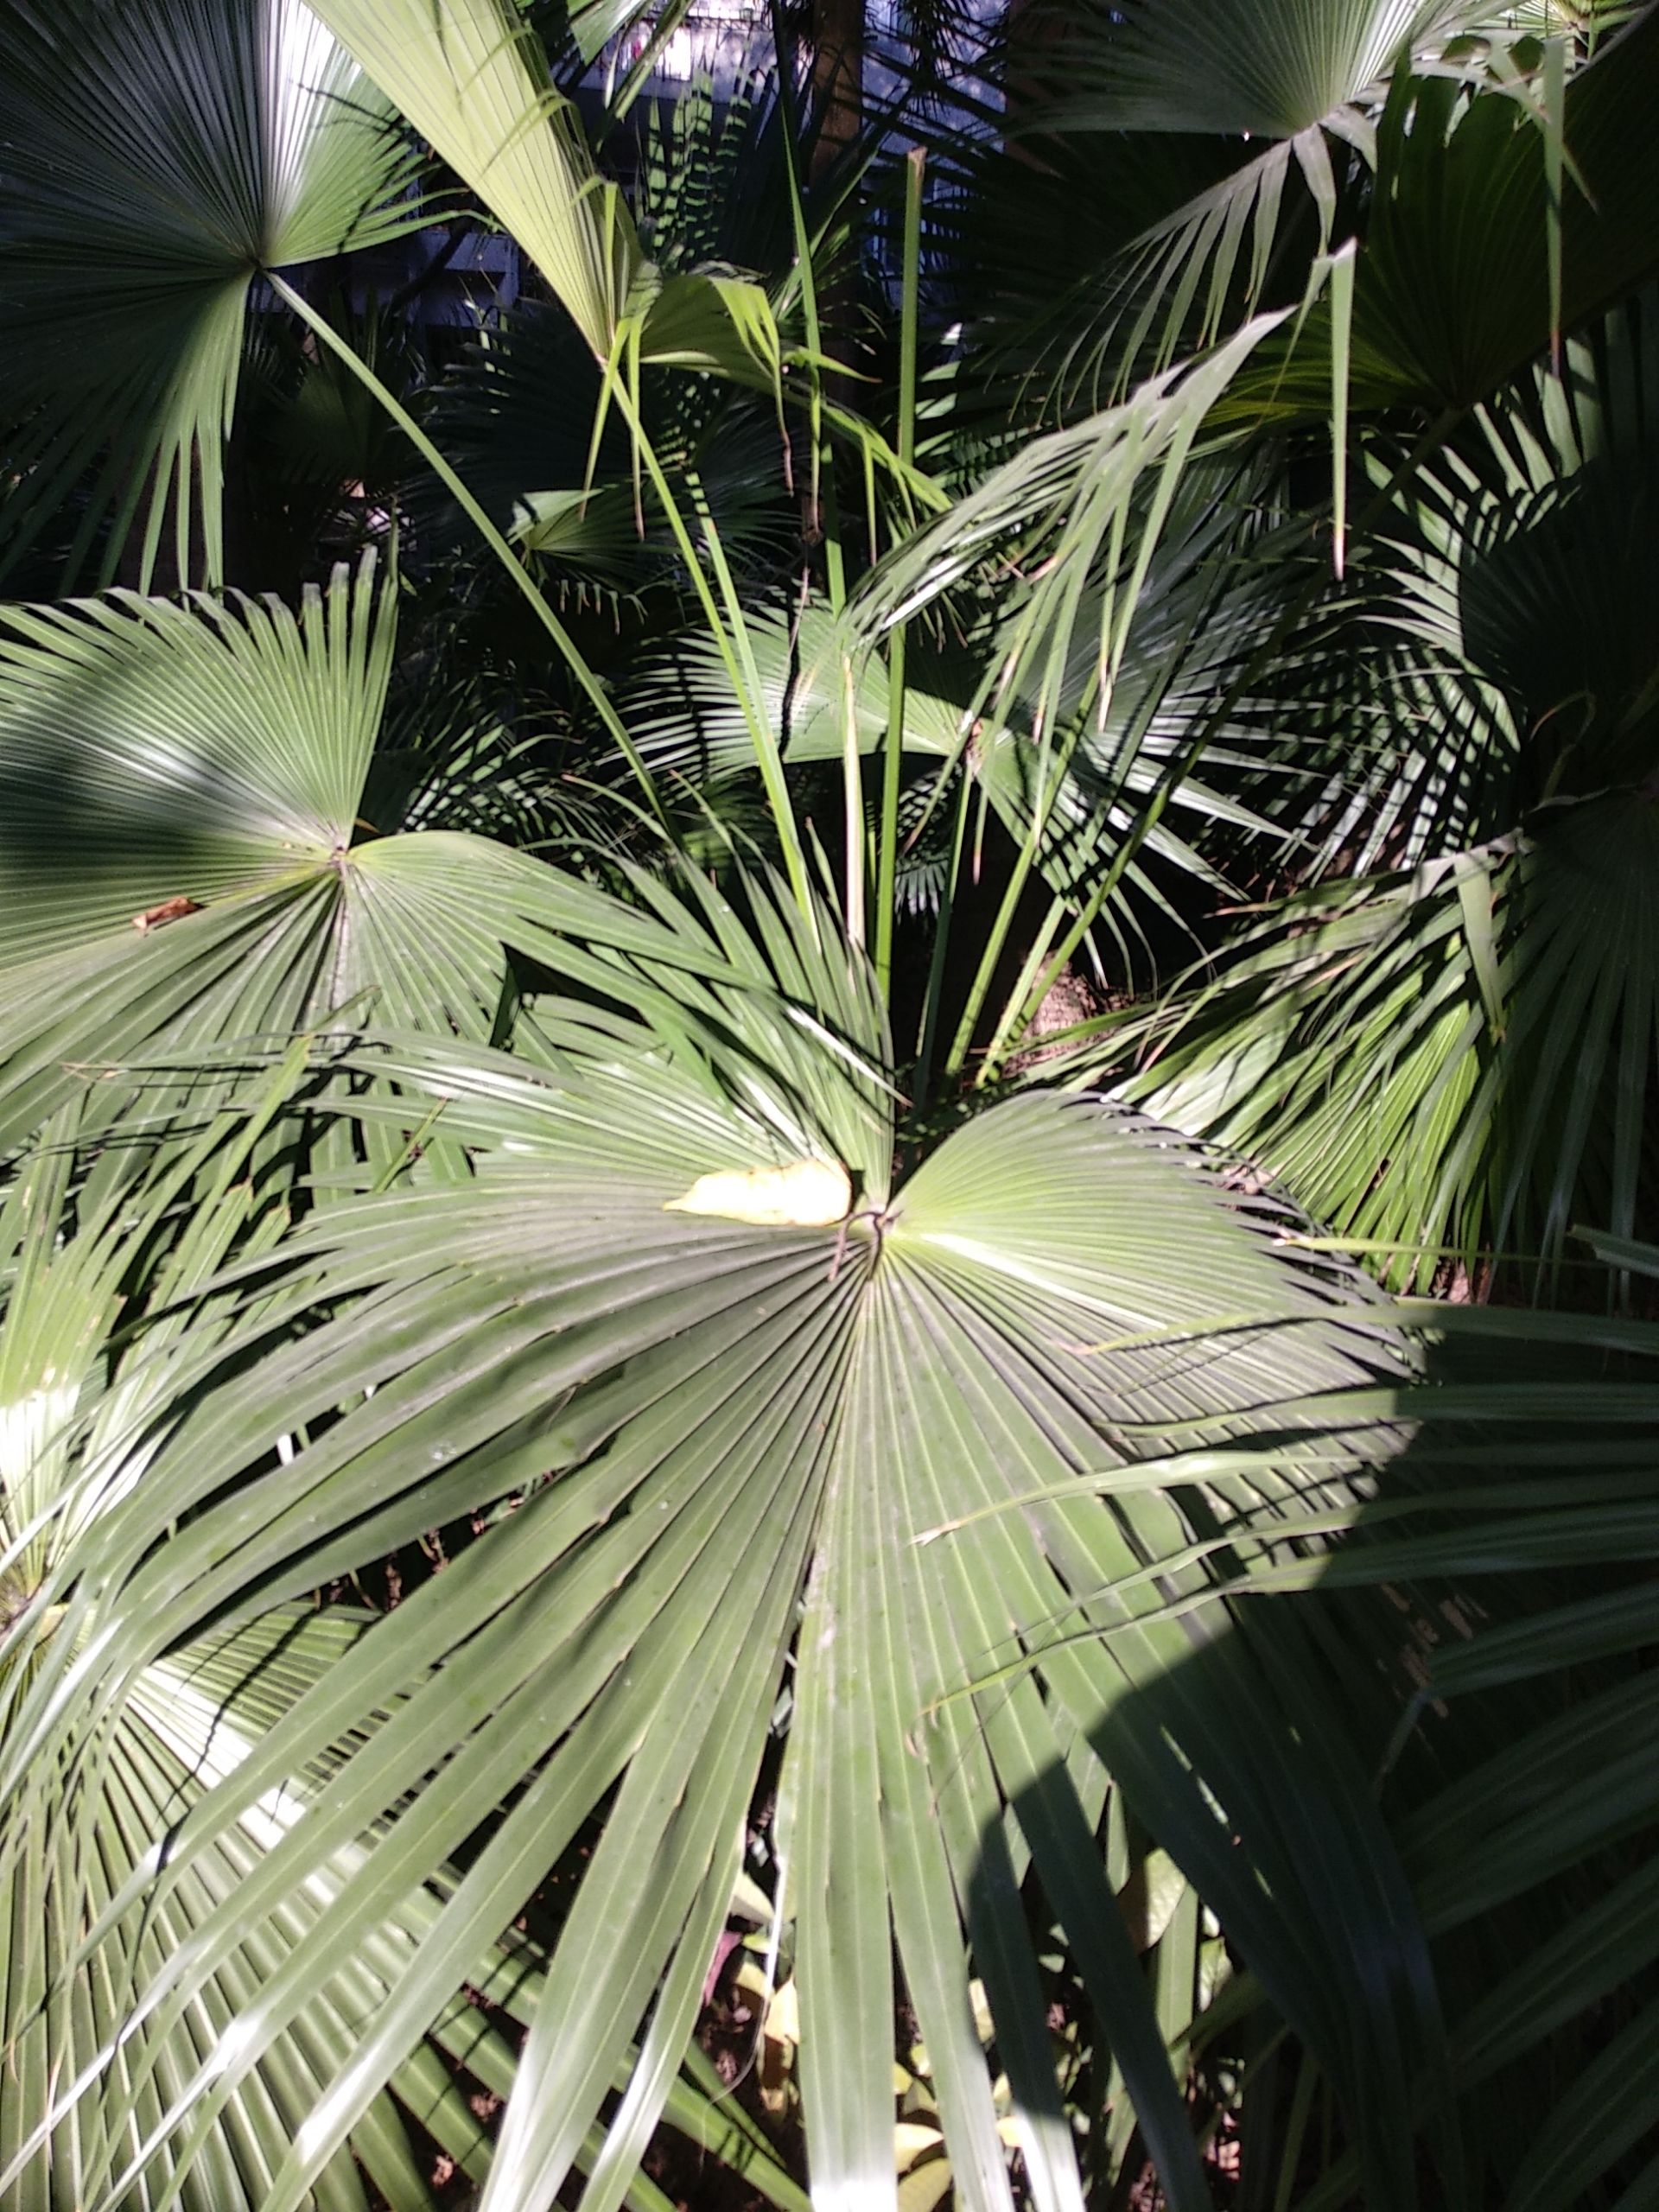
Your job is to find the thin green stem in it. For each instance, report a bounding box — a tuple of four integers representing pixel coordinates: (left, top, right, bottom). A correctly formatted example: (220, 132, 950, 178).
(841, 654, 866, 949)
(768, 0, 846, 608)
(913, 766, 971, 1118)
(977, 893, 1065, 1074)
(600, 367, 813, 916)
(944, 685, 1101, 1078)
(268, 273, 668, 830)
(874, 146, 925, 997)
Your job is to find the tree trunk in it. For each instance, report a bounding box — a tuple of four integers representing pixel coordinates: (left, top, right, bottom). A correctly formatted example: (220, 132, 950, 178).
(808, 0, 862, 181)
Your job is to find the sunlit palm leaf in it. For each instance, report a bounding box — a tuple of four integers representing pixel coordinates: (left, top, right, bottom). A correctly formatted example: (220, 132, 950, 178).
(309, 0, 788, 388)
(0, 933, 1454, 2212)
(0, 559, 833, 1154)
(0, 1096, 806, 2212)
(1113, 786, 1659, 1283)
(308, 0, 637, 359)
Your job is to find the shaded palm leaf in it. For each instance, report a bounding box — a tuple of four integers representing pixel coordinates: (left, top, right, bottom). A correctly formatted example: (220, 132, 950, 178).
(1103, 1266, 1659, 2209)
(1218, 4, 1659, 422)
(974, 0, 1580, 412)
(0, 0, 423, 588)
(624, 505, 1298, 975)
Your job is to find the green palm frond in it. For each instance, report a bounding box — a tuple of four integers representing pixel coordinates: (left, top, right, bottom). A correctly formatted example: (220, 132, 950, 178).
(0, 975, 1443, 2212)
(1146, 285, 1659, 884)
(1031, 0, 1505, 138)
(0, 558, 827, 1154)
(978, 0, 1583, 410)
(0, 1085, 807, 2212)
(855, 315, 1286, 746)
(624, 496, 1301, 972)
(1109, 1265, 1659, 2210)
(1218, 3, 1659, 422)
(419, 304, 796, 593)
(311, 0, 794, 392)
(1355, 285, 1659, 830)
(308, 0, 639, 360)
(1111, 785, 1659, 1283)
(0, 0, 423, 588)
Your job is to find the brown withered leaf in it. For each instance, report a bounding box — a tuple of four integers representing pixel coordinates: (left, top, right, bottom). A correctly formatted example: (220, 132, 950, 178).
(131, 895, 202, 933)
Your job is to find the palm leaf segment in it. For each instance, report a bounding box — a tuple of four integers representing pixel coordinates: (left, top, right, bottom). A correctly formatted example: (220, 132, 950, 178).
(0, 0, 792, 594)
(308, 0, 794, 390)
(1004, 0, 1549, 403)
(0, 556, 791, 1158)
(0, 0, 422, 588)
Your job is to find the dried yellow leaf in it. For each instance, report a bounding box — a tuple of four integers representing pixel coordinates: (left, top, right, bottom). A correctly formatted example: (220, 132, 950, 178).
(665, 1158, 851, 1227)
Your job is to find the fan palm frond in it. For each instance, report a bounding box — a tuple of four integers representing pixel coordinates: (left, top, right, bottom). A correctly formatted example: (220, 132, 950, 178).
(0, 0, 423, 588)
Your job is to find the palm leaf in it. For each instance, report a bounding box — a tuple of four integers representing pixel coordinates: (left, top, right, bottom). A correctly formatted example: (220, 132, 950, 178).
(981, 0, 1572, 409)
(0, 0, 423, 588)
(1219, 2, 1659, 421)
(307, 0, 638, 359)
(0, 917, 1458, 2212)
(309, 0, 791, 389)
(1133, 1274, 1659, 2209)
(0, 1090, 807, 2212)
(1111, 781, 1659, 1284)
(0, 558, 836, 1155)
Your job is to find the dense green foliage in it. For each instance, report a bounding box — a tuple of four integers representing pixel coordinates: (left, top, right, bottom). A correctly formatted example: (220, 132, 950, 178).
(2, 3, 1657, 2208)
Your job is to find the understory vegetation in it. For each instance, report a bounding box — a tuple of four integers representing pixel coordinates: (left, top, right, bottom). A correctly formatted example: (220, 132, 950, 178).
(1, 1, 1657, 2207)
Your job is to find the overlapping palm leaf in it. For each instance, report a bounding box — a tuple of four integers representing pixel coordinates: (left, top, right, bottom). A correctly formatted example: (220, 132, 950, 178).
(0, 910, 1452, 2212)
(308, 0, 792, 392)
(993, 0, 1494, 402)
(625, 486, 1300, 958)
(1109, 806, 1658, 1284)
(1103, 293, 1659, 1283)
(1217, 0, 1659, 423)
(0, 1079, 807, 2212)
(1109, 1259, 1659, 2210)
(0, 0, 423, 588)
(0, 556, 812, 1156)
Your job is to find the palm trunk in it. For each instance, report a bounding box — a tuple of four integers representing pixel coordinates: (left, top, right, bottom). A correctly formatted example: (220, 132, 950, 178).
(808, 0, 862, 180)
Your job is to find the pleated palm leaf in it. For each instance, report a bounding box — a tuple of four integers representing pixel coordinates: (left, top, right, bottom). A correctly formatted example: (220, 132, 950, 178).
(620, 473, 1300, 973)
(0, 537, 1461, 2209)
(0, 0, 424, 588)
(306, 0, 799, 396)
(1117, 1249, 1659, 2211)
(0, 0, 801, 598)
(0, 556, 799, 1158)
(0, 994, 1450, 2212)
(952, 0, 1642, 431)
